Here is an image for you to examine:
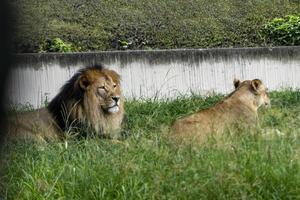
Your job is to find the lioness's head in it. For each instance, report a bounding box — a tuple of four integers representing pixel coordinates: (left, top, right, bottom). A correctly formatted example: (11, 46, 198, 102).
(78, 67, 122, 114)
(233, 78, 270, 108)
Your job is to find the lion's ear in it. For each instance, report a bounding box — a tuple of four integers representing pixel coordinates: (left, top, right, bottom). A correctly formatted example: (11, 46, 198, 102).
(79, 75, 90, 90)
(105, 70, 121, 84)
(233, 78, 241, 89)
(251, 79, 262, 92)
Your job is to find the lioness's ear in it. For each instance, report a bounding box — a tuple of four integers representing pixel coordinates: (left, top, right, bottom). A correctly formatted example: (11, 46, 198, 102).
(78, 75, 90, 90)
(251, 79, 262, 92)
(233, 78, 240, 89)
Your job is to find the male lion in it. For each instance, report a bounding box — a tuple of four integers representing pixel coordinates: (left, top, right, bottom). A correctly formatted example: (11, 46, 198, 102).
(6, 65, 125, 142)
(170, 78, 270, 143)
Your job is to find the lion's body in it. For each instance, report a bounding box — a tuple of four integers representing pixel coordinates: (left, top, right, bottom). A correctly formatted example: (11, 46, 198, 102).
(170, 79, 270, 142)
(6, 108, 61, 142)
(6, 65, 125, 142)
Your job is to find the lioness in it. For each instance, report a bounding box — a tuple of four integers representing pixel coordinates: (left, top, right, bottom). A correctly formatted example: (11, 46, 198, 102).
(6, 64, 125, 142)
(170, 78, 270, 142)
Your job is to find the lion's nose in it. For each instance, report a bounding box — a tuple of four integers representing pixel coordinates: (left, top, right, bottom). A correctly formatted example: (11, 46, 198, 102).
(265, 100, 271, 107)
(112, 96, 120, 103)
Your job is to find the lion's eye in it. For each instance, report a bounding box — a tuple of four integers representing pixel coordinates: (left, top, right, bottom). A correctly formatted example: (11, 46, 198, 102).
(113, 84, 117, 88)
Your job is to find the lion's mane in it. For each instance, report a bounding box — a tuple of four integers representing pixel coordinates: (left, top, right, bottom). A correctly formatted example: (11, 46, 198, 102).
(48, 64, 124, 138)
(6, 64, 125, 142)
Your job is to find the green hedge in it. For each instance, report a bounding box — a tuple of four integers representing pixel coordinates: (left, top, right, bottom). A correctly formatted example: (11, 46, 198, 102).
(11, 0, 300, 53)
(263, 14, 300, 45)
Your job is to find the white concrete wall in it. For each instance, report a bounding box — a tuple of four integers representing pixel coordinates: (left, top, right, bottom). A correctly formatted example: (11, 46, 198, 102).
(6, 47, 300, 108)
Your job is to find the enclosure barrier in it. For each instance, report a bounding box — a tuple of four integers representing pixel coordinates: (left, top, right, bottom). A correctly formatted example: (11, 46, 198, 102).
(6, 47, 300, 108)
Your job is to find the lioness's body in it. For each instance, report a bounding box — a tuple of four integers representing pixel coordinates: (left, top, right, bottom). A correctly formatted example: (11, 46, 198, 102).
(170, 79, 270, 142)
(6, 65, 125, 142)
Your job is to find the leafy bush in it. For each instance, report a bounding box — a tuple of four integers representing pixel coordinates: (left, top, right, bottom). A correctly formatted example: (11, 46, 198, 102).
(263, 15, 300, 45)
(39, 38, 73, 53)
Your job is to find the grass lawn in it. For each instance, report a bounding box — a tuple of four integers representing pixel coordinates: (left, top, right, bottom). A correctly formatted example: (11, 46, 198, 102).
(1, 90, 300, 199)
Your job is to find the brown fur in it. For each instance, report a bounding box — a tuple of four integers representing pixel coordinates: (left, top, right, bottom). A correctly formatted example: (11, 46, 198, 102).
(170, 78, 270, 143)
(6, 64, 125, 142)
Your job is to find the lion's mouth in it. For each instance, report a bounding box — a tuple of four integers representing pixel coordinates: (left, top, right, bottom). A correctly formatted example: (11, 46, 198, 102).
(107, 105, 120, 113)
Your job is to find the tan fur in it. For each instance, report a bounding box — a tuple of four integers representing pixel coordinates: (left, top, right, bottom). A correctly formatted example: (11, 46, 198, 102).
(5, 66, 125, 142)
(170, 79, 270, 143)
(6, 108, 61, 142)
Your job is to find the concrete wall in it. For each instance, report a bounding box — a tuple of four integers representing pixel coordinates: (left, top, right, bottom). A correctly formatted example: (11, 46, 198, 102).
(6, 47, 300, 108)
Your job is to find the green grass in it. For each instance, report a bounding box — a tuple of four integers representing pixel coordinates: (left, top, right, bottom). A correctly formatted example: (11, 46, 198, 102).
(1, 90, 300, 199)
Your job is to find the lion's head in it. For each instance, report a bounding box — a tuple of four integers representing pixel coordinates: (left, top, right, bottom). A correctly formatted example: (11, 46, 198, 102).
(48, 64, 124, 138)
(233, 78, 270, 109)
(78, 67, 122, 113)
